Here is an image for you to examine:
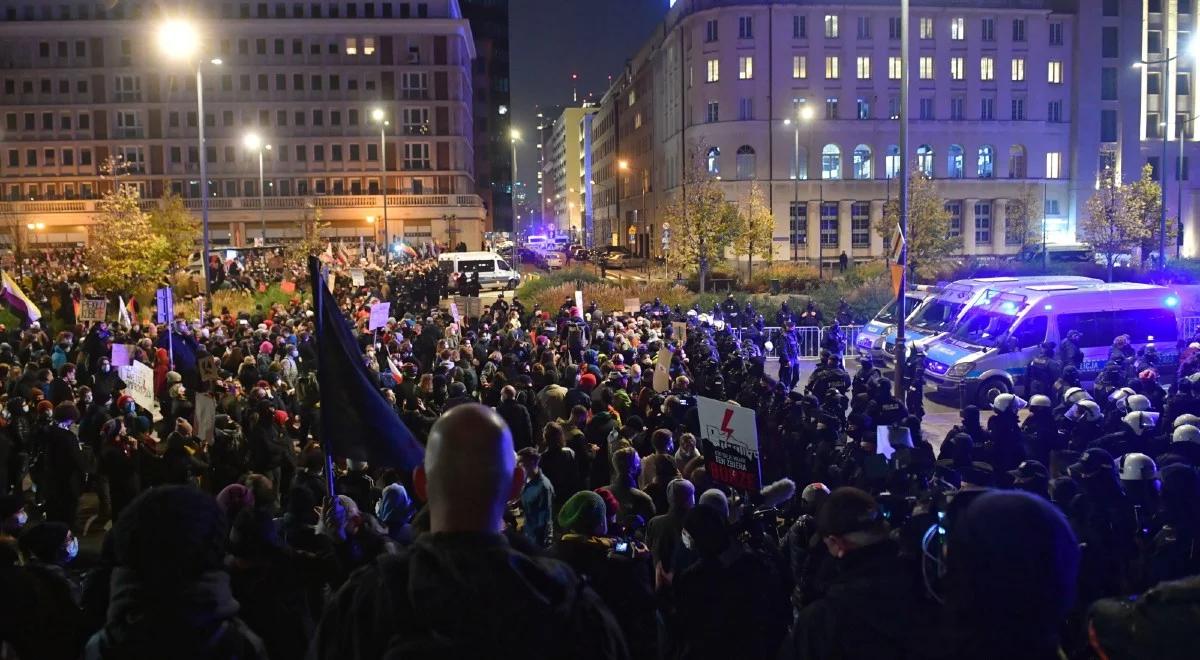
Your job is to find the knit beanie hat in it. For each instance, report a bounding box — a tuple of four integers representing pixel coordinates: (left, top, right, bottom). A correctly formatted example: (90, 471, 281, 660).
(557, 491, 607, 536)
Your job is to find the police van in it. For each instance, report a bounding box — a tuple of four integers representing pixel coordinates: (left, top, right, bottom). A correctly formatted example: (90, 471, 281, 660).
(854, 286, 939, 361)
(437, 251, 522, 290)
(878, 276, 1102, 366)
(923, 282, 1181, 406)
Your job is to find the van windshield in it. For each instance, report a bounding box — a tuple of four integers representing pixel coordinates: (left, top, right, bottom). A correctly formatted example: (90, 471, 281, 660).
(911, 299, 966, 333)
(950, 296, 1028, 348)
(498, 260, 511, 271)
(876, 295, 924, 324)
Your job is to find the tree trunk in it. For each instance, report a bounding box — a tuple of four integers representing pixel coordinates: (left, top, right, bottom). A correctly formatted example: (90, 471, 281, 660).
(747, 240, 754, 284)
(699, 256, 708, 293)
(1107, 254, 1114, 283)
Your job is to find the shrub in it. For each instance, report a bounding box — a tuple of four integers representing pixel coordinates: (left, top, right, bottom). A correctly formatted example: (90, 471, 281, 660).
(749, 262, 821, 293)
(515, 267, 599, 302)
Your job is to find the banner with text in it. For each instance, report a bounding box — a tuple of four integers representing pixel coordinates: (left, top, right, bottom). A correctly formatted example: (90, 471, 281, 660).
(697, 396, 761, 492)
(117, 361, 162, 421)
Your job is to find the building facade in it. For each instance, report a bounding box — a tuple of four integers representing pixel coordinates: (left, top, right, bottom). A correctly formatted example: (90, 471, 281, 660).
(544, 105, 596, 239)
(597, 0, 1196, 265)
(461, 0, 512, 233)
(0, 0, 485, 251)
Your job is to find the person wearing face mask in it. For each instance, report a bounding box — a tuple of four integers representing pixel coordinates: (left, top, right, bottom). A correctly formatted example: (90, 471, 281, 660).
(0, 494, 29, 566)
(89, 357, 125, 411)
(158, 318, 202, 393)
(41, 402, 86, 529)
(2, 521, 88, 659)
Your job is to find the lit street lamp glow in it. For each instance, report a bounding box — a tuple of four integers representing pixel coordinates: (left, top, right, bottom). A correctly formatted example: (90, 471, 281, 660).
(243, 132, 262, 151)
(157, 19, 200, 61)
(371, 107, 386, 123)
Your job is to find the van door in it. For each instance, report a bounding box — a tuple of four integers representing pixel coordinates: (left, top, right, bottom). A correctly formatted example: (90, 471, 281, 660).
(460, 258, 497, 288)
(1114, 308, 1180, 373)
(1006, 315, 1048, 387)
(1057, 311, 1115, 381)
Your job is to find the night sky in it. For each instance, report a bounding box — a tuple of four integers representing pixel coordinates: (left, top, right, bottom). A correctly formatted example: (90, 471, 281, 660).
(509, 0, 668, 191)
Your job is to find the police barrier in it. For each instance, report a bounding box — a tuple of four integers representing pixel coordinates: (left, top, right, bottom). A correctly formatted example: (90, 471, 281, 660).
(1184, 316, 1200, 339)
(733, 325, 862, 361)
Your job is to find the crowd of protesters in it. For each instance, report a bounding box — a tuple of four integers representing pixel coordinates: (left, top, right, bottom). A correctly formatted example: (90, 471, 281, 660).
(0, 246, 1197, 659)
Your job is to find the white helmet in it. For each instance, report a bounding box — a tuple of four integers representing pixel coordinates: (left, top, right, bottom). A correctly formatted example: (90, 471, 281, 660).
(1029, 394, 1053, 408)
(1117, 453, 1158, 481)
(993, 393, 1027, 413)
(1173, 424, 1200, 445)
(1125, 394, 1152, 412)
(1122, 411, 1160, 436)
(1066, 399, 1103, 422)
(1108, 387, 1136, 404)
(1064, 387, 1090, 405)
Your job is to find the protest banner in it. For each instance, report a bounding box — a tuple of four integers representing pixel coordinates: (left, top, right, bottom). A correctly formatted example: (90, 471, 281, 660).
(653, 346, 672, 392)
(350, 268, 365, 286)
(116, 361, 162, 421)
(369, 301, 391, 331)
(454, 296, 482, 318)
(110, 344, 133, 367)
(79, 299, 107, 323)
(155, 287, 174, 324)
(194, 393, 217, 444)
(697, 396, 761, 492)
(623, 298, 641, 314)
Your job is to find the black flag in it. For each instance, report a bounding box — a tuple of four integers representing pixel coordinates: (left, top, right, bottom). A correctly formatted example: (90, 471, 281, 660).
(308, 255, 423, 472)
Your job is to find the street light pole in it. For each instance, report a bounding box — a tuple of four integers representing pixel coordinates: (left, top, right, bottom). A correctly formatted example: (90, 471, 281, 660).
(195, 65, 212, 294)
(1162, 47, 1172, 269)
(371, 108, 391, 264)
(894, 0, 910, 400)
(510, 129, 520, 269)
(244, 133, 269, 245)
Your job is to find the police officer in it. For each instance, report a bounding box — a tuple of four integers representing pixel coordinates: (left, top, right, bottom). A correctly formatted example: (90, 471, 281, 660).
(799, 301, 823, 327)
(867, 378, 907, 428)
(821, 320, 846, 361)
(1024, 341, 1062, 402)
(904, 346, 927, 419)
(720, 293, 740, 323)
(836, 298, 854, 326)
(778, 319, 802, 392)
(1058, 329, 1084, 369)
(806, 352, 850, 405)
(852, 355, 881, 398)
(776, 301, 795, 327)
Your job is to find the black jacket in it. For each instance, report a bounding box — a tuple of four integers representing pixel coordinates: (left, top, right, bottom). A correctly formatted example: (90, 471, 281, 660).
(786, 540, 936, 660)
(310, 532, 628, 660)
(497, 399, 534, 450)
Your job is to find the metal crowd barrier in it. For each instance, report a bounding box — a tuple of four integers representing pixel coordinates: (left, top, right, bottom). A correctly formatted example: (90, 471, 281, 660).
(1184, 316, 1200, 339)
(729, 325, 862, 361)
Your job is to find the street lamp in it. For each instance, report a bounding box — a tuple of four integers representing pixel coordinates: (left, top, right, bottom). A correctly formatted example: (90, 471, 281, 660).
(510, 128, 521, 268)
(370, 107, 391, 263)
(243, 133, 270, 246)
(158, 18, 220, 294)
(784, 105, 816, 264)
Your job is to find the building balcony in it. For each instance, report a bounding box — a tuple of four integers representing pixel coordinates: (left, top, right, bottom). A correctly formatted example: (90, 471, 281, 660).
(0, 193, 484, 215)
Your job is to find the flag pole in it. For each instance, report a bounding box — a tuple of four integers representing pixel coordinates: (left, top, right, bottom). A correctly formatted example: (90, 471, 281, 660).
(308, 255, 337, 497)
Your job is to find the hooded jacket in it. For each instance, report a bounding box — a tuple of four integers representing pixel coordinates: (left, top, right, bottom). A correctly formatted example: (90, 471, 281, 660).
(309, 532, 628, 660)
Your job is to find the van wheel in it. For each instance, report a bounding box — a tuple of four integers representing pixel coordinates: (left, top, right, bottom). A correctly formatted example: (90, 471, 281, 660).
(978, 377, 1011, 407)
(507, 279, 518, 290)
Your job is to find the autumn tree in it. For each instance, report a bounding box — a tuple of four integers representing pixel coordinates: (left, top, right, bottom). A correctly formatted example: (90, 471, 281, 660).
(288, 204, 329, 264)
(731, 180, 775, 282)
(1126, 163, 1167, 266)
(662, 146, 740, 292)
(879, 168, 958, 278)
(1003, 185, 1043, 249)
(87, 184, 170, 294)
(1083, 167, 1152, 281)
(148, 193, 200, 271)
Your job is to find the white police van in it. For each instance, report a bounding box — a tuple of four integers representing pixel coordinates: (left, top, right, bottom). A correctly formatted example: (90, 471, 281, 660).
(437, 251, 522, 290)
(879, 276, 1102, 366)
(924, 282, 1181, 406)
(854, 286, 938, 362)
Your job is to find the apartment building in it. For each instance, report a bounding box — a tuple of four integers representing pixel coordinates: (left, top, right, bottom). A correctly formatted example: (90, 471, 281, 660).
(0, 0, 485, 251)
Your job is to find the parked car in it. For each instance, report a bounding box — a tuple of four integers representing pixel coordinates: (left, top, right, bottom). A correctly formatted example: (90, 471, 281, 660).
(600, 246, 646, 269)
(569, 246, 590, 262)
(540, 250, 566, 270)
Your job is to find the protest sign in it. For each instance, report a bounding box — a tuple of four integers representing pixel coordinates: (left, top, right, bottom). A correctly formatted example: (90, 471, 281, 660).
(574, 290, 583, 317)
(116, 361, 161, 421)
(672, 321, 687, 343)
(110, 344, 133, 367)
(79, 298, 107, 323)
(279, 281, 296, 294)
(623, 298, 641, 314)
(697, 396, 761, 492)
(194, 393, 217, 444)
(350, 268, 365, 286)
(450, 302, 461, 325)
(653, 346, 672, 393)
(454, 296, 482, 318)
(369, 302, 391, 331)
(155, 287, 174, 324)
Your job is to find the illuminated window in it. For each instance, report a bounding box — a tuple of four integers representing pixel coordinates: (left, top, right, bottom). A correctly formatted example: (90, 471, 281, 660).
(856, 56, 871, 79)
(1047, 60, 1063, 84)
(888, 56, 902, 80)
(980, 56, 995, 81)
(344, 37, 358, 55)
(919, 56, 934, 79)
(1011, 58, 1025, 82)
(950, 57, 964, 80)
(363, 38, 375, 55)
(825, 55, 840, 79)
(919, 17, 933, 39)
(706, 58, 719, 82)
(792, 55, 807, 79)
(1046, 152, 1062, 178)
(825, 14, 839, 38)
(950, 17, 965, 40)
(738, 56, 754, 80)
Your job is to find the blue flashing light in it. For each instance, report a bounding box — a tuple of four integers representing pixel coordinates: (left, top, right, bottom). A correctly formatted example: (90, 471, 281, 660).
(1000, 301, 1017, 314)
(1166, 295, 1180, 308)
(1043, 304, 1053, 311)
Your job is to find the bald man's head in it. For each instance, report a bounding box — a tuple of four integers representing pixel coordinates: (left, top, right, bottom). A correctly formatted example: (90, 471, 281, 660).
(419, 404, 520, 534)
